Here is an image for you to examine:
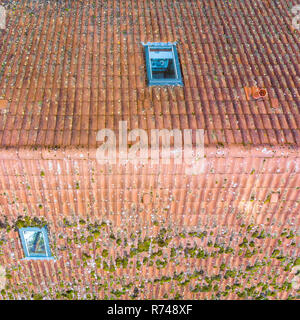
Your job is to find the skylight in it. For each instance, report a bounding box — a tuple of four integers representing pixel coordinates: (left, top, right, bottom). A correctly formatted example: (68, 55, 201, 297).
(19, 227, 53, 260)
(142, 42, 183, 86)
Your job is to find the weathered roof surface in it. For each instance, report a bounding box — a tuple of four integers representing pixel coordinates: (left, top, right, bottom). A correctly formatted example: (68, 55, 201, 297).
(0, 155, 299, 300)
(0, 0, 299, 301)
(0, 0, 299, 149)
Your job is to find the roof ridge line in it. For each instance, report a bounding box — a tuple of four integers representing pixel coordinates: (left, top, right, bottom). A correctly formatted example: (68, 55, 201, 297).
(0, 144, 298, 160)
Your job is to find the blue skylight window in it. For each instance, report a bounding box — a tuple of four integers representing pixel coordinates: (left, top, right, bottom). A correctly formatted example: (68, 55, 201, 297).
(142, 42, 183, 86)
(19, 227, 53, 260)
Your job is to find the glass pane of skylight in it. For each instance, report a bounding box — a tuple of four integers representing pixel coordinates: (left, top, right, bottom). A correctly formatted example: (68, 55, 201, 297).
(23, 230, 46, 255)
(149, 47, 177, 80)
(151, 58, 176, 79)
(143, 42, 183, 86)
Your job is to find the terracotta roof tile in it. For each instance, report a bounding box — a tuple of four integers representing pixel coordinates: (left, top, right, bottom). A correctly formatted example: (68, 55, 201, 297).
(0, 0, 298, 149)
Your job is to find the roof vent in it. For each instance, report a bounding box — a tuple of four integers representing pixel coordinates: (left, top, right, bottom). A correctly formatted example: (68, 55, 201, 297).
(142, 42, 183, 86)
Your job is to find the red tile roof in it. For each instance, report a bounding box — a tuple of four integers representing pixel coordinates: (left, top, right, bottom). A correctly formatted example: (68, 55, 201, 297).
(0, 0, 299, 301)
(0, 150, 299, 299)
(0, 0, 299, 149)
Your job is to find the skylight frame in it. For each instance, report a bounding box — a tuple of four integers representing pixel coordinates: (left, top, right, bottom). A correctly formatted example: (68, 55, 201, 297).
(18, 227, 54, 260)
(142, 42, 184, 86)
